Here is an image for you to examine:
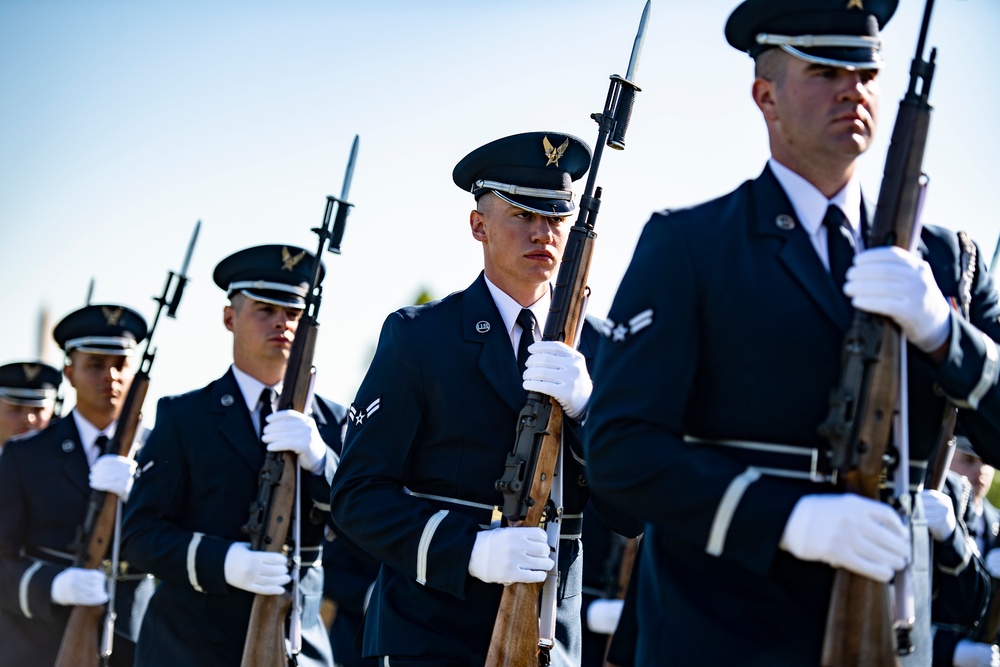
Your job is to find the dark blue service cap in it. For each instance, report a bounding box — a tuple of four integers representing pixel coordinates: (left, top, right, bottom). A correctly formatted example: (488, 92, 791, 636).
(452, 132, 591, 217)
(953, 421, 978, 457)
(726, 0, 898, 70)
(53, 304, 148, 356)
(213, 244, 324, 310)
(0, 361, 61, 407)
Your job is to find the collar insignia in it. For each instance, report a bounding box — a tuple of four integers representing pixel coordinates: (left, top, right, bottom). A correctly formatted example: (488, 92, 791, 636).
(600, 309, 654, 342)
(775, 214, 796, 230)
(349, 396, 381, 428)
(22, 364, 40, 381)
(102, 306, 124, 326)
(847, 0, 863, 9)
(542, 136, 570, 167)
(281, 247, 306, 271)
(475, 321, 491, 334)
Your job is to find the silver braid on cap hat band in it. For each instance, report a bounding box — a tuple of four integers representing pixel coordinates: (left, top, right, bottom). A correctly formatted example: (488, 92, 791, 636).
(472, 180, 573, 201)
(0, 388, 57, 400)
(64, 336, 136, 354)
(237, 291, 307, 310)
(776, 45, 883, 70)
(228, 280, 309, 297)
(756, 33, 882, 49)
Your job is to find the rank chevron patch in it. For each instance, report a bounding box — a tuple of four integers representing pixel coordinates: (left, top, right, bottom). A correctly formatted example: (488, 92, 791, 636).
(600, 308, 654, 342)
(349, 396, 382, 428)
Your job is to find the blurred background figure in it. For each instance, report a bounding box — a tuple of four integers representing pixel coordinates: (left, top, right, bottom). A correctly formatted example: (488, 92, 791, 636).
(0, 361, 61, 453)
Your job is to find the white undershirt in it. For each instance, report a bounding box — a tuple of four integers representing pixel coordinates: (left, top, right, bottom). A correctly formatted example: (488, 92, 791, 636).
(71, 410, 115, 468)
(483, 275, 551, 357)
(768, 158, 865, 270)
(230, 364, 283, 436)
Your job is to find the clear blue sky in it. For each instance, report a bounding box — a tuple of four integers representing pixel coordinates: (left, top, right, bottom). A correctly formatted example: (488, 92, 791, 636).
(1, 0, 997, 413)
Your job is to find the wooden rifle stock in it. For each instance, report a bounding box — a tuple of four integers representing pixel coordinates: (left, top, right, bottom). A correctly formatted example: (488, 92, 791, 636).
(819, 1, 937, 662)
(486, 6, 647, 665)
(976, 579, 1000, 643)
(54, 375, 149, 667)
(602, 536, 638, 667)
(485, 317, 573, 667)
(240, 327, 317, 667)
(54, 224, 195, 667)
(926, 408, 958, 493)
(240, 139, 356, 666)
(821, 328, 901, 667)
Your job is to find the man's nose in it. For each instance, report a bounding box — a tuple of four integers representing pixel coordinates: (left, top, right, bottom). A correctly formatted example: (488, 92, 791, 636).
(840, 73, 870, 102)
(531, 219, 556, 242)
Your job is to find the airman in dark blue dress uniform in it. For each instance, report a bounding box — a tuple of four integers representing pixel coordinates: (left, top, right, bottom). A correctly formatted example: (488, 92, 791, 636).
(0, 304, 153, 667)
(0, 360, 61, 451)
(121, 245, 347, 667)
(585, 1, 1000, 665)
(930, 431, 1000, 667)
(330, 132, 643, 666)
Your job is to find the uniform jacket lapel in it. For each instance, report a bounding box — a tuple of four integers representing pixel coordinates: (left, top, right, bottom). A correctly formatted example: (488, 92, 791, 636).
(753, 166, 853, 332)
(463, 273, 526, 414)
(55, 414, 92, 497)
(211, 368, 264, 473)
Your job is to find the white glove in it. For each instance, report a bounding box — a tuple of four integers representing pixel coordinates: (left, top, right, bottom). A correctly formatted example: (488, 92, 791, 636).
(984, 549, 1000, 578)
(223, 542, 291, 595)
(89, 454, 138, 501)
(263, 409, 327, 473)
(921, 489, 957, 542)
(522, 341, 592, 420)
(587, 598, 624, 635)
(51, 567, 109, 606)
(468, 527, 554, 585)
(780, 494, 909, 582)
(953, 639, 1000, 667)
(844, 246, 951, 353)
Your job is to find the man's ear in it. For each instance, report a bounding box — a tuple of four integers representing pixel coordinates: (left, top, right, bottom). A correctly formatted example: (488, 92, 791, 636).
(470, 208, 487, 242)
(63, 362, 75, 388)
(223, 305, 236, 332)
(752, 78, 778, 121)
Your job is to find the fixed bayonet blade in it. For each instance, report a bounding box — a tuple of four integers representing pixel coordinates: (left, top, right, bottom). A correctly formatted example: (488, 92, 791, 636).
(339, 135, 359, 202)
(990, 233, 1000, 273)
(625, 1, 651, 83)
(179, 220, 201, 278)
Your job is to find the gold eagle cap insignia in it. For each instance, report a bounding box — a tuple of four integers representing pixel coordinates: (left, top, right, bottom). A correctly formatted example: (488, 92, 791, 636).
(281, 247, 306, 271)
(22, 364, 40, 381)
(102, 307, 124, 327)
(847, 0, 863, 9)
(542, 136, 570, 167)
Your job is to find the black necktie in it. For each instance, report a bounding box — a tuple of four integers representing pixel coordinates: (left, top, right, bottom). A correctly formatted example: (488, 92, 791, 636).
(516, 309, 537, 377)
(92, 434, 110, 466)
(823, 204, 855, 308)
(258, 388, 277, 442)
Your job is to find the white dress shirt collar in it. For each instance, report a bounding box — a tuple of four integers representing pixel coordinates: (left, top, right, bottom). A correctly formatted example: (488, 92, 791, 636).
(768, 158, 863, 242)
(71, 409, 115, 467)
(230, 364, 282, 413)
(484, 275, 551, 352)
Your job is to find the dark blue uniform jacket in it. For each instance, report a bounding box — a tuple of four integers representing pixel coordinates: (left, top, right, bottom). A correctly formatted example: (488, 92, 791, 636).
(121, 368, 346, 667)
(0, 412, 152, 667)
(585, 166, 1000, 666)
(330, 273, 642, 666)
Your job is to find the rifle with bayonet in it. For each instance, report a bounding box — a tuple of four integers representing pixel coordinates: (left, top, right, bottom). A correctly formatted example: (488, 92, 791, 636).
(486, 5, 649, 666)
(239, 135, 358, 667)
(54, 221, 199, 667)
(817, 1, 939, 664)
